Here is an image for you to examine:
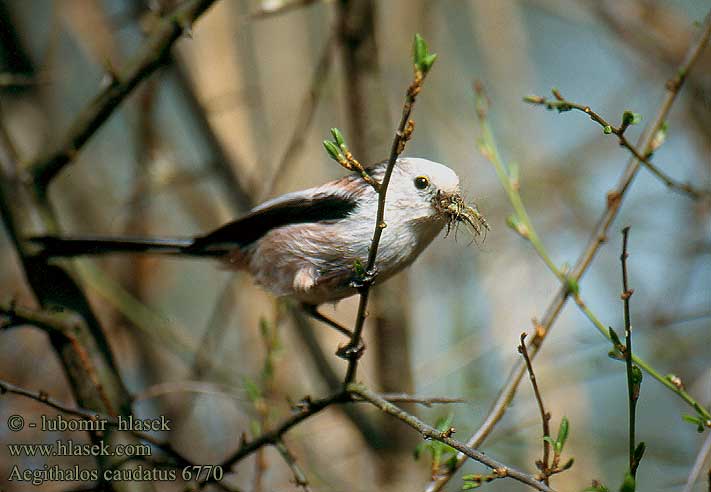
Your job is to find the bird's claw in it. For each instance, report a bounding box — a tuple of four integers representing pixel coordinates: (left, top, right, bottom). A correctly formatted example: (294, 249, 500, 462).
(336, 339, 366, 360)
(349, 266, 379, 289)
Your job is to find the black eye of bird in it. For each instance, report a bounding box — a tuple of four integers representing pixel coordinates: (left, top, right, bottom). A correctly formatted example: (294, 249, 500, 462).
(414, 176, 430, 190)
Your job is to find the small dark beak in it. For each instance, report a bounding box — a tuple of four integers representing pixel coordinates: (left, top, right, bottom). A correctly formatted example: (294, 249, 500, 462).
(436, 192, 490, 237)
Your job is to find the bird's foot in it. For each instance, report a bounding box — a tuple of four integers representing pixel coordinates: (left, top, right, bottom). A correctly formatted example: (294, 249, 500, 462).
(349, 266, 379, 289)
(336, 339, 366, 360)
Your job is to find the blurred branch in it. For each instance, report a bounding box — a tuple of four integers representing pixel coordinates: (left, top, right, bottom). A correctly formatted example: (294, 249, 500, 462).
(524, 90, 708, 199)
(682, 431, 711, 492)
(425, 10, 711, 492)
(169, 55, 254, 211)
(0, 51, 136, 491)
(0, 378, 193, 467)
(213, 391, 349, 479)
(27, 0, 219, 193)
(364, 393, 466, 406)
(260, 30, 337, 199)
(289, 304, 387, 447)
(348, 383, 556, 492)
(274, 439, 313, 492)
(206, 383, 554, 492)
(0, 302, 115, 414)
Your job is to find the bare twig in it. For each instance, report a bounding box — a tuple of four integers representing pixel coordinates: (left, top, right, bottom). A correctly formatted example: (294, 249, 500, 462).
(214, 392, 349, 476)
(524, 91, 709, 199)
(202, 379, 551, 492)
(341, 37, 435, 383)
(1, 302, 116, 416)
(682, 431, 711, 492)
(370, 393, 467, 406)
(27, 0, 218, 192)
(275, 439, 313, 492)
(619, 226, 644, 477)
(425, 10, 711, 491)
(518, 333, 552, 483)
(260, 31, 337, 200)
(348, 383, 556, 492)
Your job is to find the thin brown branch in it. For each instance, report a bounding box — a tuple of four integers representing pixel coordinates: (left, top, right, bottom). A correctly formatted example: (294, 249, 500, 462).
(260, 31, 337, 200)
(0, 378, 193, 466)
(348, 383, 556, 492)
(26, 0, 218, 192)
(341, 66, 430, 383)
(1, 302, 116, 416)
(275, 439, 313, 492)
(524, 92, 709, 199)
(371, 393, 467, 406)
(202, 382, 545, 491)
(289, 303, 386, 447)
(210, 391, 349, 483)
(424, 9, 711, 492)
(518, 333, 552, 483)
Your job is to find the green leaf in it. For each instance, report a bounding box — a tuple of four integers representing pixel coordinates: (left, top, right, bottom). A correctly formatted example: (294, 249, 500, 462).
(413, 34, 427, 67)
(413, 33, 437, 73)
(622, 111, 642, 126)
(506, 214, 520, 230)
(603, 125, 613, 134)
(352, 259, 365, 278)
(608, 349, 624, 361)
(650, 121, 668, 152)
(562, 457, 575, 470)
(608, 327, 624, 351)
(557, 416, 570, 450)
(444, 454, 458, 472)
(619, 472, 636, 492)
(462, 483, 480, 490)
(435, 413, 454, 431)
(632, 441, 645, 472)
(330, 127, 345, 147)
(682, 414, 706, 433)
(543, 436, 556, 447)
(413, 442, 425, 460)
(249, 419, 262, 436)
(565, 276, 580, 295)
(323, 140, 343, 162)
(421, 53, 438, 72)
(243, 376, 261, 402)
(631, 365, 643, 384)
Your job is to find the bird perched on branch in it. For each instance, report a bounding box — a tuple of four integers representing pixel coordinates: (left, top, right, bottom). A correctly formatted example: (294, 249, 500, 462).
(30, 158, 487, 335)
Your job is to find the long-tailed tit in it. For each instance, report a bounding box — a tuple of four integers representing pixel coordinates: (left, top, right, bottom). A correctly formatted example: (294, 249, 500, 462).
(31, 158, 487, 327)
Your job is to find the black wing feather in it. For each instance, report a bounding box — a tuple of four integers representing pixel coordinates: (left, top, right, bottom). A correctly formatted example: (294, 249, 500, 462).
(189, 192, 358, 252)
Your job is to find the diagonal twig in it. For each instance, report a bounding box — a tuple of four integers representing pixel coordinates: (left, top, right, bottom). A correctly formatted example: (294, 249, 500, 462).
(524, 91, 709, 199)
(341, 44, 434, 383)
(27, 0, 218, 192)
(348, 383, 556, 492)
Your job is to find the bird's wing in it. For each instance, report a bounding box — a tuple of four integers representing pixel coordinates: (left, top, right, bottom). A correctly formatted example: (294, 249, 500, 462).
(190, 185, 361, 251)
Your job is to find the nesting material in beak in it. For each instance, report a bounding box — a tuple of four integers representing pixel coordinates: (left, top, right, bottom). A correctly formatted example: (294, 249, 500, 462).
(437, 193, 490, 238)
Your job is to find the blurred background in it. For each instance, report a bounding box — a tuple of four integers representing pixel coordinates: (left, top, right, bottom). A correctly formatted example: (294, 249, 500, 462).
(0, 0, 709, 491)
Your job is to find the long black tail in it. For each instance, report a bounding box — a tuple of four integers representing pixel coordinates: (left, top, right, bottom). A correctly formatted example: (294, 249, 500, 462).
(28, 235, 214, 258)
